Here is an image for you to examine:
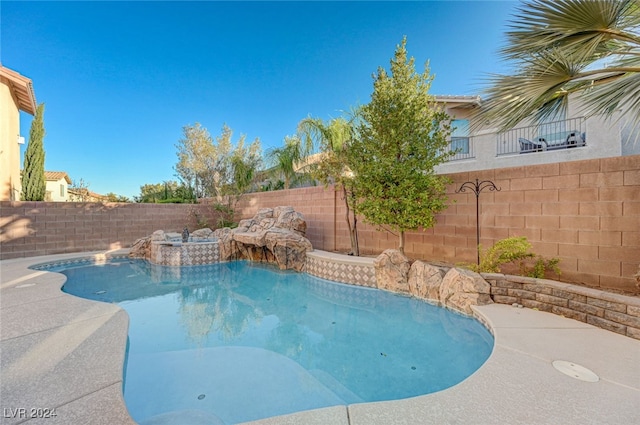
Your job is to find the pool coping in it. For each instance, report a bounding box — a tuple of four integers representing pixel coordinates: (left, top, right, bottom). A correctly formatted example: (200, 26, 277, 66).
(1, 250, 639, 425)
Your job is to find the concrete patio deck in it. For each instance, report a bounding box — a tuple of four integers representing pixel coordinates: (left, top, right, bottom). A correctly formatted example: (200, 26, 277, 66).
(1, 251, 638, 425)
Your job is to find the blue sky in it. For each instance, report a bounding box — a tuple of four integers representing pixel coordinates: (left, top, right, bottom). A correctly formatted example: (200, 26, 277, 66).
(2, 1, 517, 199)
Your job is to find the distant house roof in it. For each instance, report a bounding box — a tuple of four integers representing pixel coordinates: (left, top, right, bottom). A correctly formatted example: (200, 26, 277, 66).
(68, 188, 109, 202)
(0, 65, 37, 115)
(45, 171, 72, 184)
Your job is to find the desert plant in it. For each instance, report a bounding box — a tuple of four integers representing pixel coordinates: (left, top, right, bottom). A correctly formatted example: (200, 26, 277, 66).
(521, 256, 561, 279)
(212, 202, 237, 229)
(465, 236, 561, 278)
(467, 236, 534, 273)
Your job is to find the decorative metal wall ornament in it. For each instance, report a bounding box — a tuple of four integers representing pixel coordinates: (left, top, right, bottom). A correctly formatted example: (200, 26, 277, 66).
(455, 179, 501, 264)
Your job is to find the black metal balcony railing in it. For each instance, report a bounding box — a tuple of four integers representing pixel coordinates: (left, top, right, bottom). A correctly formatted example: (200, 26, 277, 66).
(496, 117, 586, 156)
(447, 136, 475, 161)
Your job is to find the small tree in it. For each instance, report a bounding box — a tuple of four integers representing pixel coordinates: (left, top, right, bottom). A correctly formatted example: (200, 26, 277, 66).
(21, 103, 46, 201)
(69, 178, 91, 202)
(135, 181, 195, 203)
(348, 37, 453, 253)
(175, 123, 216, 199)
(299, 114, 361, 255)
(105, 193, 131, 203)
(175, 123, 261, 203)
(266, 135, 312, 190)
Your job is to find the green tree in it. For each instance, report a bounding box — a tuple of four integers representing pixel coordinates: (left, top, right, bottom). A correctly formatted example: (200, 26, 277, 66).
(266, 135, 313, 190)
(21, 103, 46, 201)
(175, 123, 216, 199)
(348, 37, 453, 254)
(479, 0, 640, 131)
(298, 114, 361, 255)
(175, 123, 262, 202)
(229, 137, 262, 196)
(105, 193, 131, 203)
(135, 181, 193, 203)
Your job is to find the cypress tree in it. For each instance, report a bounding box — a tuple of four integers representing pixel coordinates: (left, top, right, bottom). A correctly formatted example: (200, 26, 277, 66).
(22, 103, 46, 201)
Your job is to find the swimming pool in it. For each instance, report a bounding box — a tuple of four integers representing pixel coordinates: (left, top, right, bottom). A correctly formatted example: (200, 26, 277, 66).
(59, 259, 493, 425)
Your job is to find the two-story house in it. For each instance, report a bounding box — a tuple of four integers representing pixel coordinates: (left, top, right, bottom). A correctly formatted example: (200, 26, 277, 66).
(0, 65, 37, 201)
(435, 94, 639, 174)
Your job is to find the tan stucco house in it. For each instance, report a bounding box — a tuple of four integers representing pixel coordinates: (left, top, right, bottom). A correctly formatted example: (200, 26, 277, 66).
(44, 171, 71, 202)
(0, 65, 37, 201)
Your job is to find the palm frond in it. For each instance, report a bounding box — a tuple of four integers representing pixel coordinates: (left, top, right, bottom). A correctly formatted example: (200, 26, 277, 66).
(479, 0, 640, 132)
(584, 70, 640, 116)
(504, 0, 640, 59)
(479, 51, 593, 129)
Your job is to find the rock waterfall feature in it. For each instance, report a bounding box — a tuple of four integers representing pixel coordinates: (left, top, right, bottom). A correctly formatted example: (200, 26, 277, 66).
(129, 206, 312, 271)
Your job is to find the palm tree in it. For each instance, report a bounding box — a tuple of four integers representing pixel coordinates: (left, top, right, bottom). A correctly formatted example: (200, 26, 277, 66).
(479, 0, 640, 132)
(298, 115, 360, 255)
(265, 135, 313, 190)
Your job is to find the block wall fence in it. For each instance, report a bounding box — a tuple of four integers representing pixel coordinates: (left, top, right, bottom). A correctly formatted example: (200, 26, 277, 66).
(235, 155, 640, 294)
(1, 155, 638, 293)
(0, 203, 223, 260)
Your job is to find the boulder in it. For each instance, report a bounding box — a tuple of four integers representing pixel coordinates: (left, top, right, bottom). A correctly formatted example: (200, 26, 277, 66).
(264, 228, 313, 271)
(274, 206, 307, 235)
(374, 249, 411, 294)
(219, 207, 312, 270)
(439, 267, 493, 315)
(190, 227, 215, 241)
(408, 260, 447, 302)
(235, 219, 253, 233)
(151, 230, 166, 242)
(129, 236, 151, 259)
(213, 227, 239, 261)
(233, 230, 267, 247)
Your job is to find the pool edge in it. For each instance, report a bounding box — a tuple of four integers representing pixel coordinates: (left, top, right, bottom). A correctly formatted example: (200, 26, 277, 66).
(2, 251, 639, 425)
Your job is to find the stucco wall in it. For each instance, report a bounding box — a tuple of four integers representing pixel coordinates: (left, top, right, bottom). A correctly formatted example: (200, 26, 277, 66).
(0, 79, 22, 201)
(45, 178, 69, 202)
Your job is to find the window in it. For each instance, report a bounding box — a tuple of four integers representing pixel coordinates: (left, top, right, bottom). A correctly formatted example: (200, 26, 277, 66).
(451, 119, 469, 154)
(60, 184, 65, 197)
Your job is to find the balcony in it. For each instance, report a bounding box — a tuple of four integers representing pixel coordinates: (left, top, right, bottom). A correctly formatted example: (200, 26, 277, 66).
(435, 113, 632, 176)
(496, 117, 586, 156)
(447, 136, 476, 161)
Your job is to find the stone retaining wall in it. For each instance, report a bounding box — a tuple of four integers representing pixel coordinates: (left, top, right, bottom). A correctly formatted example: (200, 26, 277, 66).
(305, 251, 640, 340)
(484, 273, 640, 340)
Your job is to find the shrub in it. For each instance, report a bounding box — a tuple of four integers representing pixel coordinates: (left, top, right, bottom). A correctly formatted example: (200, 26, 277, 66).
(212, 203, 237, 229)
(467, 236, 534, 273)
(521, 256, 561, 279)
(464, 236, 560, 278)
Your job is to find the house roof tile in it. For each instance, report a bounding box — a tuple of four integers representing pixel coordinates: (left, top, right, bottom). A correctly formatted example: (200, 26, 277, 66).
(44, 171, 72, 184)
(0, 65, 37, 115)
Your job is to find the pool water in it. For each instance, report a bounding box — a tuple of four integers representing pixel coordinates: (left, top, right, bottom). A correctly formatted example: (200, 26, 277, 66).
(61, 259, 493, 425)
